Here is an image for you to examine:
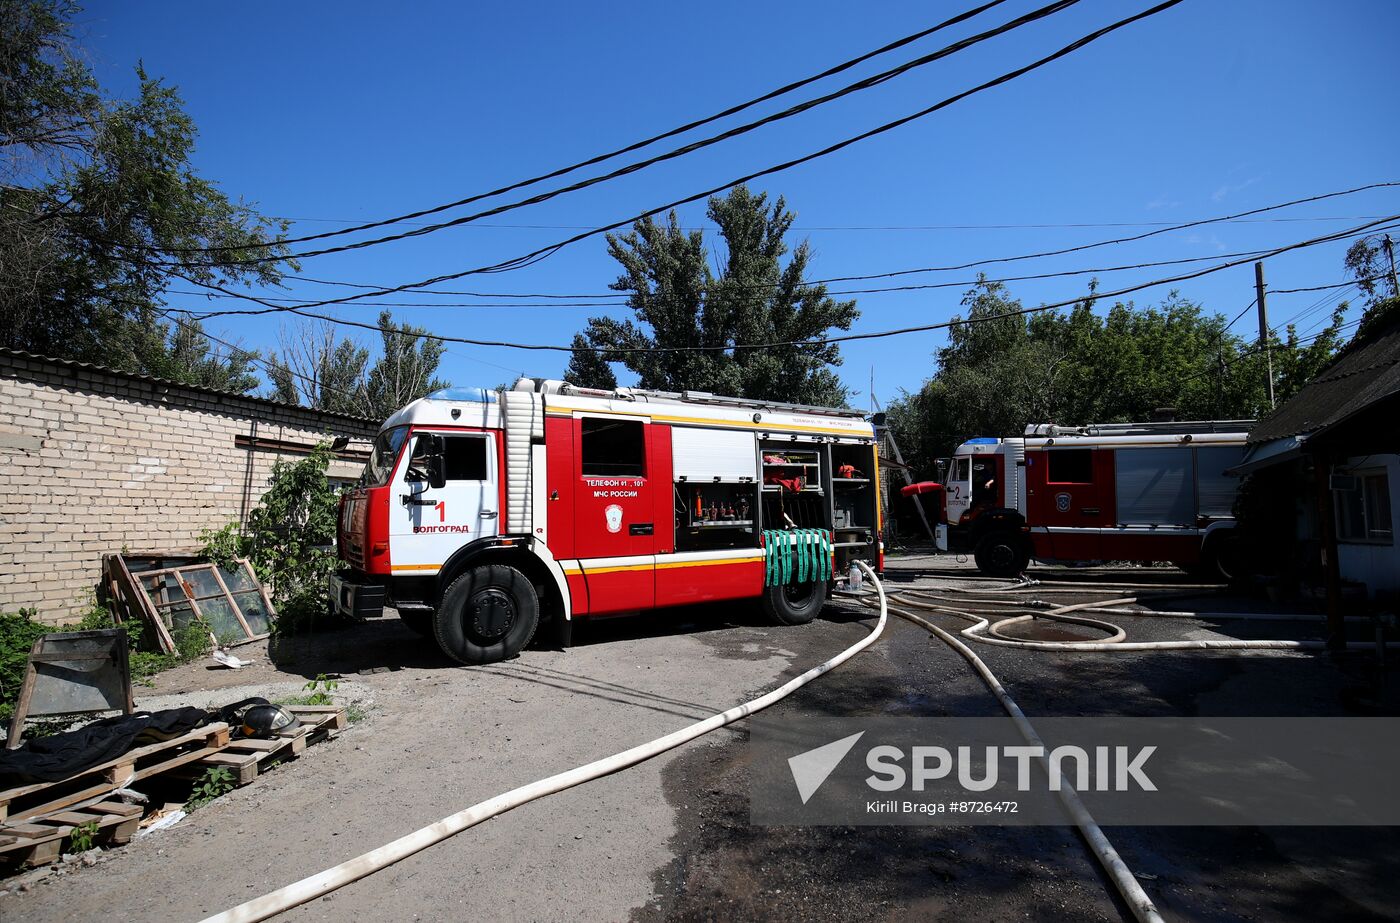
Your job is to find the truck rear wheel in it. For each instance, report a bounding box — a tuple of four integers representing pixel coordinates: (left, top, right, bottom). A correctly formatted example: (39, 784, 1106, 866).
(434, 565, 539, 665)
(761, 579, 826, 626)
(1201, 531, 1245, 583)
(974, 530, 1029, 577)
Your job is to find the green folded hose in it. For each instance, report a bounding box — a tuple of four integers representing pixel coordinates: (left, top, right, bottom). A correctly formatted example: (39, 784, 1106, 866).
(763, 529, 833, 586)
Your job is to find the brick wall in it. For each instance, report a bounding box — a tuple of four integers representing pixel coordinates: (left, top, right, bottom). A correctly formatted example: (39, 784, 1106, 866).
(0, 350, 380, 624)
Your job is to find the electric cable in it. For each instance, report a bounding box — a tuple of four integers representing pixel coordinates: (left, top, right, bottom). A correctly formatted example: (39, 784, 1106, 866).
(166, 213, 1400, 355)
(156, 1, 1014, 254)
(176, 178, 1400, 317)
(155, 0, 1188, 304)
(162, 0, 1090, 267)
(170, 245, 1301, 312)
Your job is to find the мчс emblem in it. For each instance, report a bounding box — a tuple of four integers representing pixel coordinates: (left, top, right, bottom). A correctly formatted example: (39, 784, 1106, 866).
(605, 504, 624, 533)
(1054, 492, 1072, 513)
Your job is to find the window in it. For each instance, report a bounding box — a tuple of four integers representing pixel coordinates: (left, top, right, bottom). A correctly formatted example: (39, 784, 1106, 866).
(1047, 449, 1093, 484)
(972, 459, 997, 505)
(953, 457, 970, 483)
(581, 417, 646, 476)
(443, 436, 489, 481)
(361, 426, 408, 487)
(1337, 470, 1393, 544)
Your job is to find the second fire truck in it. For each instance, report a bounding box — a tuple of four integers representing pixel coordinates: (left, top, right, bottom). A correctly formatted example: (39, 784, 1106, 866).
(923, 420, 1252, 578)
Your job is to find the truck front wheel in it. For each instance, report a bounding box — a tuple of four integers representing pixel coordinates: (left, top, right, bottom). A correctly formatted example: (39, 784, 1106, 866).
(974, 531, 1030, 577)
(434, 565, 539, 665)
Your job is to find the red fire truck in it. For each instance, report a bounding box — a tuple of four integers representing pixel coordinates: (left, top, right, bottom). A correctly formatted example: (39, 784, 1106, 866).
(330, 380, 884, 664)
(925, 420, 1252, 579)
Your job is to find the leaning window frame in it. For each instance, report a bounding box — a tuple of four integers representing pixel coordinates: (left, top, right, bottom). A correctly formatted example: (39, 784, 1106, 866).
(106, 555, 275, 652)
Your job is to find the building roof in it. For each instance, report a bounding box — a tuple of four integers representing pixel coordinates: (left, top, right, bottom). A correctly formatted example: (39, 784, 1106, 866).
(1246, 315, 1400, 447)
(0, 346, 379, 428)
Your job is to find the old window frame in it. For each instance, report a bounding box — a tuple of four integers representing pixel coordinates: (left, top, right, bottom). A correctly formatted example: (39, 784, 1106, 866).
(106, 554, 274, 651)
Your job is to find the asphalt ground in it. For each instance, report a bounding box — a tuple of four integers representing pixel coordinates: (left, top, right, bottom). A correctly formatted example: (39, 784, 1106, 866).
(7, 553, 1399, 921)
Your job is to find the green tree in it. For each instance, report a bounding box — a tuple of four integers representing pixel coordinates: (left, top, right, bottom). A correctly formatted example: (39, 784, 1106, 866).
(267, 320, 369, 416)
(1344, 234, 1400, 339)
(0, 0, 292, 379)
(563, 333, 617, 389)
(363, 310, 449, 421)
(156, 318, 260, 393)
(577, 185, 858, 405)
(883, 278, 1350, 479)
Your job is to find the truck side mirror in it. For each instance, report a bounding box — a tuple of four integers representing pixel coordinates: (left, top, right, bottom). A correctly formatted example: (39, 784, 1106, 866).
(419, 434, 447, 489)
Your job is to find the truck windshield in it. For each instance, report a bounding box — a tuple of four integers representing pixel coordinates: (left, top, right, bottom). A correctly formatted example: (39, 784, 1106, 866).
(361, 426, 408, 487)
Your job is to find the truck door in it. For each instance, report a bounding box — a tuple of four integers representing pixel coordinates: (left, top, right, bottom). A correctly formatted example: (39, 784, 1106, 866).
(390, 431, 500, 574)
(945, 455, 972, 524)
(573, 415, 661, 612)
(1027, 447, 1110, 560)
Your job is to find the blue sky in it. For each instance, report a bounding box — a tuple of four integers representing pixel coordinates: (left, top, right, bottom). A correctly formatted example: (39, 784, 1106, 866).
(78, 0, 1400, 408)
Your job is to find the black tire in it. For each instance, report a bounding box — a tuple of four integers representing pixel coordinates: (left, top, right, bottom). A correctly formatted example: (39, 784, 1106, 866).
(760, 579, 827, 626)
(398, 609, 435, 638)
(1201, 531, 1245, 583)
(974, 530, 1030, 577)
(433, 565, 539, 665)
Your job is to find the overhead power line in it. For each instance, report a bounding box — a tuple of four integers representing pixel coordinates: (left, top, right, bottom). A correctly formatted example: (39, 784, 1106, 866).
(178, 245, 1304, 317)
(1267, 275, 1384, 295)
(151, 1, 1014, 255)
(266, 213, 1387, 232)
(160, 2, 1205, 316)
(165, 213, 1400, 356)
(162, 0, 1086, 266)
(188, 182, 1400, 316)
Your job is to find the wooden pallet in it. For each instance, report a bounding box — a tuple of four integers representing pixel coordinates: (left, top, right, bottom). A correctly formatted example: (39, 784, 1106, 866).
(0, 722, 232, 824)
(191, 706, 347, 785)
(0, 800, 142, 867)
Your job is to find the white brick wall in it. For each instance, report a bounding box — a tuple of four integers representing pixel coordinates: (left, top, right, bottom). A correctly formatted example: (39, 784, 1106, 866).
(0, 352, 379, 624)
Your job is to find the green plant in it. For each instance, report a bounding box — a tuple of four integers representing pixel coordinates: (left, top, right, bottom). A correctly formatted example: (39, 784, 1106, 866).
(345, 701, 369, 724)
(201, 443, 341, 634)
(301, 673, 338, 706)
(66, 820, 99, 854)
(185, 766, 236, 811)
(0, 608, 47, 722)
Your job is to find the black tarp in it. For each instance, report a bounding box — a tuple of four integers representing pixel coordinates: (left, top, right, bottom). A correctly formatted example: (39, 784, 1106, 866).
(0, 707, 209, 785)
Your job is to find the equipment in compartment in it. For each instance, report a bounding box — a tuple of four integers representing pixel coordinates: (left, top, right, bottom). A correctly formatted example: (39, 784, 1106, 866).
(675, 482, 759, 551)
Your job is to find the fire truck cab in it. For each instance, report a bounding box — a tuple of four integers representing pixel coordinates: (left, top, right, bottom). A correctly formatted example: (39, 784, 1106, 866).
(932, 420, 1252, 578)
(330, 379, 884, 665)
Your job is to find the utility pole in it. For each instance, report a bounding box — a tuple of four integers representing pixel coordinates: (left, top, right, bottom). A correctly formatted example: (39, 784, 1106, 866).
(1255, 261, 1275, 410)
(1385, 234, 1399, 296)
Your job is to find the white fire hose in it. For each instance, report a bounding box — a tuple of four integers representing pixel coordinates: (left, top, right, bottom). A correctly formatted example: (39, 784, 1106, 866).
(877, 599, 1166, 923)
(894, 590, 1400, 653)
(203, 562, 890, 923)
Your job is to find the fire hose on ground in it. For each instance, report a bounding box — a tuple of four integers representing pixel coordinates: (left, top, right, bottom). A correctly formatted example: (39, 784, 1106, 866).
(204, 563, 1185, 923)
(890, 586, 1400, 653)
(204, 563, 890, 923)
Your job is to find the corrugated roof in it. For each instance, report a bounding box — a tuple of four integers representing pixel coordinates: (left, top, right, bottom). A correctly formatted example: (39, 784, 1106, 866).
(1247, 316, 1400, 445)
(0, 346, 379, 428)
